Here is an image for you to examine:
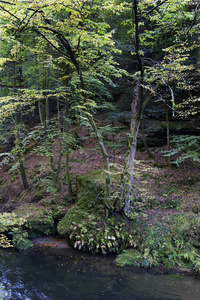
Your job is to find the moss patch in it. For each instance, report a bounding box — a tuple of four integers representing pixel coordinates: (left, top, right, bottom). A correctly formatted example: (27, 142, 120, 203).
(15, 204, 55, 237)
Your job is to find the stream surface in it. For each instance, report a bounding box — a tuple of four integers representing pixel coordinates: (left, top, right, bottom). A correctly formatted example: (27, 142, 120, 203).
(0, 237, 199, 300)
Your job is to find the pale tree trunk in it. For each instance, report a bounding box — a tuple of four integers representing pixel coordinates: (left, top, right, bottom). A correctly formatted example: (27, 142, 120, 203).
(44, 61, 57, 188)
(119, 80, 142, 215)
(119, 0, 144, 216)
(166, 108, 171, 171)
(34, 38, 46, 126)
(15, 113, 30, 190)
(64, 101, 73, 201)
(87, 115, 111, 202)
(56, 99, 63, 191)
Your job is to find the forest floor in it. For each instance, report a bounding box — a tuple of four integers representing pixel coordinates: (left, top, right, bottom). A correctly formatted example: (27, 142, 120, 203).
(0, 113, 200, 228)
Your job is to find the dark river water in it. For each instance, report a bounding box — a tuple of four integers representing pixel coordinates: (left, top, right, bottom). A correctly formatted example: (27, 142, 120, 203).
(0, 238, 199, 300)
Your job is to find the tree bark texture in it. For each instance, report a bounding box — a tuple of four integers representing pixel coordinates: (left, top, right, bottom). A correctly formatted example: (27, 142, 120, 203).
(120, 0, 145, 216)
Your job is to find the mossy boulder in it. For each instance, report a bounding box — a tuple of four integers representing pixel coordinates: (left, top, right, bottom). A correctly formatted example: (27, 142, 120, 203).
(14, 204, 55, 237)
(58, 172, 140, 253)
(75, 171, 105, 203)
(58, 197, 140, 254)
(57, 197, 94, 237)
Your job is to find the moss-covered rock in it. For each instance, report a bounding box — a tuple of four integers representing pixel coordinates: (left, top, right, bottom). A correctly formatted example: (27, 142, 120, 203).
(14, 204, 55, 237)
(57, 197, 93, 238)
(75, 171, 105, 203)
(58, 197, 140, 254)
(58, 172, 141, 254)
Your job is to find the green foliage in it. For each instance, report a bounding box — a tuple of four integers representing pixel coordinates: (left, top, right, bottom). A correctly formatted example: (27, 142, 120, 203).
(147, 196, 179, 209)
(163, 135, 200, 166)
(115, 249, 143, 267)
(194, 259, 200, 277)
(141, 225, 197, 269)
(0, 283, 10, 300)
(0, 213, 33, 250)
(69, 213, 139, 254)
(9, 228, 33, 250)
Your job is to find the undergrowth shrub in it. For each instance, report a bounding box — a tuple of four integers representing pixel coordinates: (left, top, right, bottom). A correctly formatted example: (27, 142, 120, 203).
(162, 135, 200, 166)
(116, 214, 200, 276)
(58, 193, 145, 254)
(0, 213, 33, 250)
(69, 213, 142, 254)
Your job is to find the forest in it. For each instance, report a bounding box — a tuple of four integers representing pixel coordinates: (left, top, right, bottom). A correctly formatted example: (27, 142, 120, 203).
(0, 0, 200, 276)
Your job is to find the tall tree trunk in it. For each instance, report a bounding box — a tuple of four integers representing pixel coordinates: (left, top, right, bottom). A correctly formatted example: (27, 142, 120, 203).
(166, 108, 171, 171)
(15, 113, 29, 190)
(119, 0, 144, 216)
(13, 58, 29, 190)
(56, 99, 63, 191)
(44, 61, 56, 188)
(64, 102, 73, 201)
(119, 79, 142, 215)
(87, 114, 111, 203)
(34, 47, 45, 126)
(112, 120, 116, 163)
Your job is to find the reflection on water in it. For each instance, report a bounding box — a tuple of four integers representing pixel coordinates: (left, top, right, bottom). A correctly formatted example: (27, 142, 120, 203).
(0, 241, 199, 300)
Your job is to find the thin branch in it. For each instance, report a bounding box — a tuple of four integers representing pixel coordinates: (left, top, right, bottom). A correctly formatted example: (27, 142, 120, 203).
(138, 0, 169, 21)
(0, 4, 20, 20)
(76, 36, 81, 50)
(33, 28, 70, 59)
(186, 3, 199, 36)
(20, 8, 44, 32)
(0, 1, 16, 4)
(161, 77, 175, 116)
(132, 0, 144, 113)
